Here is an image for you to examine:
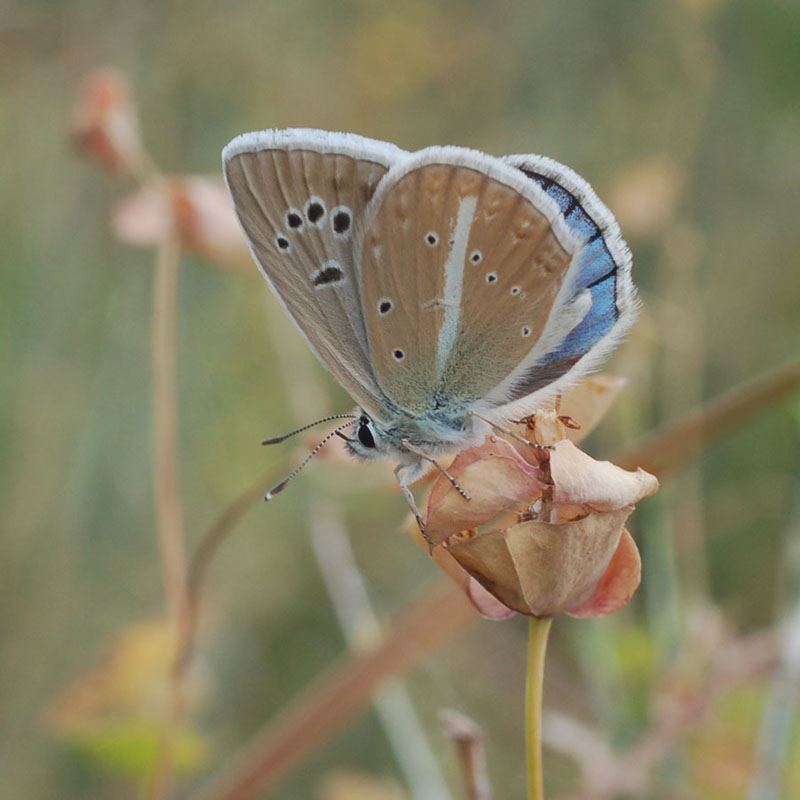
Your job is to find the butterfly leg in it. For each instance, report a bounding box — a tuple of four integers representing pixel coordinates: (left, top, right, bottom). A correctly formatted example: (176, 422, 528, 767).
(469, 411, 553, 452)
(394, 464, 434, 552)
(401, 440, 471, 502)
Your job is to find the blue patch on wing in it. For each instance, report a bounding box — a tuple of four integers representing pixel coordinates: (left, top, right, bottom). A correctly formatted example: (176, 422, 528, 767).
(522, 170, 619, 362)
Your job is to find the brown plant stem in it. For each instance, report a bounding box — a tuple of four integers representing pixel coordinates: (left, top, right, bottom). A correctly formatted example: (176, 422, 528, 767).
(151, 204, 188, 628)
(615, 360, 800, 479)
(147, 197, 188, 800)
(189, 580, 477, 800)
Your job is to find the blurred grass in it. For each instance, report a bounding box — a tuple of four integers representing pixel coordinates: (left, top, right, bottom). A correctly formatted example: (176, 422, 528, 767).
(2, 0, 800, 797)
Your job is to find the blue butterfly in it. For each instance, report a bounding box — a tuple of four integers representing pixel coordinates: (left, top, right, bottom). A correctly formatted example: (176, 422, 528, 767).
(223, 129, 638, 539)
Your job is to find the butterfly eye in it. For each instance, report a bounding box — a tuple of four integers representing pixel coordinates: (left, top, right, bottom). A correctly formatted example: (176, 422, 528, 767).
(357, 420, 376, 448)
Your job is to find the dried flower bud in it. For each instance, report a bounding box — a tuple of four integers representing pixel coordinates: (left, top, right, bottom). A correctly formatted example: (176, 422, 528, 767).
(420, 378, 658, 619)
(70, 68, 148, 178)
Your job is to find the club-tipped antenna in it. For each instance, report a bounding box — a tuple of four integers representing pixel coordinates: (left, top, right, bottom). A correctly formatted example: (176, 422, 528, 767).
(262, 414, 357, 445)
(265, 419, 357, 501)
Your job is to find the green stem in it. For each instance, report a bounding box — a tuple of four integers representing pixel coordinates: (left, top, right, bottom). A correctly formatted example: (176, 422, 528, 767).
(526, 615, 552, 800)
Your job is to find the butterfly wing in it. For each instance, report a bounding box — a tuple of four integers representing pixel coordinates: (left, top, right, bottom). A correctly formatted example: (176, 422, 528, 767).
(488, 153, 638, 412)
(223, 128, 407, 417)
(358, 147, 600, 416)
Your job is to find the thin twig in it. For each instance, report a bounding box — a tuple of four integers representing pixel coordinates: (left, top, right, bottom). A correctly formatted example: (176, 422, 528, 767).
(176, 467, 285, 671)
(439, 709, 492, 800)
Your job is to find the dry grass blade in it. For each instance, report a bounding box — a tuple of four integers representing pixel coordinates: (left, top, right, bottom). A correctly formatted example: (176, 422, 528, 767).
(615, 361, 800, 477)
(190, 580, 476, 800)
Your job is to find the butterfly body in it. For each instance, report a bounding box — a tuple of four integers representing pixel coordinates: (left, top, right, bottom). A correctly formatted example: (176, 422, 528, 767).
(223, 129, 638, 497)
(344, 405, 486, 484)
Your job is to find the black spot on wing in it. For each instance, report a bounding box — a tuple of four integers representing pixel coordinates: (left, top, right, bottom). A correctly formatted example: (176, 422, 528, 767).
(333, 210, 351, 233)
(311, 261, 345, 287)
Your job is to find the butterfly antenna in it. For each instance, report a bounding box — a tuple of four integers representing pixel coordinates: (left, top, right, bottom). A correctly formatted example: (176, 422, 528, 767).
(262, 414, 357, 445)
(265, 420, 356, 501)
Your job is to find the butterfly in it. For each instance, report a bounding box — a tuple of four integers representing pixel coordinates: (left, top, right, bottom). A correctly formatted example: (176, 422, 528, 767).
(223, 128, 638, 540)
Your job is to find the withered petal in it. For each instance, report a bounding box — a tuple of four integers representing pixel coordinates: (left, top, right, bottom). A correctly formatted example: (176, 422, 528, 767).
(425, 437, 545, 547)
(550, 440, 659, 511)
(566, 529, 641, 618)
(428, 542, 516, 619)
(446, 507, 632, 617)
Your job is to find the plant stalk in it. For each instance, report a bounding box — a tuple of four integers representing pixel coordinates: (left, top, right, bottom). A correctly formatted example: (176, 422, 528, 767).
(148, 197, 188, 800)
(526, 616, 552, 800)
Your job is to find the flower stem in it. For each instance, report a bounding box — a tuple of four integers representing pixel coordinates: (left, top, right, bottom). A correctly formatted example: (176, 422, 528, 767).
(526, 615, 553, 800)
(148, 198, 187, 800)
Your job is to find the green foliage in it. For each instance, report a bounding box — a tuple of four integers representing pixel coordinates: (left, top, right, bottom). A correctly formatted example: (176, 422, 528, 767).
(66, 722, 207, 777)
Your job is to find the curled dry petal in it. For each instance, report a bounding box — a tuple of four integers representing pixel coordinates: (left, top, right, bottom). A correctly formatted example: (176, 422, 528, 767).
(70, 68, 147, 177)
(566, 529, 641, 618)
(430, 542, 516, 620)
(111, 177, 253, 273)
(447, 507, 633, 617)
(170, 178, 253, 272)
(550, 439, 659, 511)
(425, 436, 545, 548)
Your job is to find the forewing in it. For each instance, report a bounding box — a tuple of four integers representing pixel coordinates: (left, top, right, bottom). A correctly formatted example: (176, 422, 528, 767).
(358, 148, 584, 413)
(223, 129, 406, 416)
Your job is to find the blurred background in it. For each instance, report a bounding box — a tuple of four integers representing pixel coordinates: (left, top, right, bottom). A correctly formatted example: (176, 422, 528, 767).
(2, 0, 800, 797)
